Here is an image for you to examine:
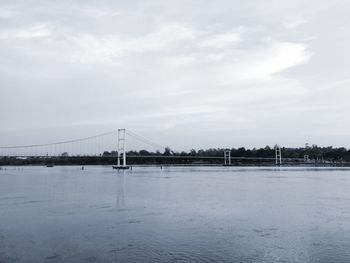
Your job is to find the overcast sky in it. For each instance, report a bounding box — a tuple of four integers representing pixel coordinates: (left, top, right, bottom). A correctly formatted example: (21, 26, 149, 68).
(1, 0, 350, 150)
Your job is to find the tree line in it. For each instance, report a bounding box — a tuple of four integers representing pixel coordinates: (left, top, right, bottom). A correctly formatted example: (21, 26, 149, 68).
(101, 145, 350, 161)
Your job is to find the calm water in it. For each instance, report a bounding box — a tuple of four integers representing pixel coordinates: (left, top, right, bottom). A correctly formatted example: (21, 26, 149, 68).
(1, 166, 350, 263)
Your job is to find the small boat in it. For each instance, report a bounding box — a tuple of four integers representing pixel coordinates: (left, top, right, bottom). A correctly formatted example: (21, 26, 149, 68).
(46, 164, 54, 167)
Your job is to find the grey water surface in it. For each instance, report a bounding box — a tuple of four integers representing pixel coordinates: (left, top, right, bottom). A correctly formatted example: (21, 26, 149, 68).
(1, 166, 350, 263)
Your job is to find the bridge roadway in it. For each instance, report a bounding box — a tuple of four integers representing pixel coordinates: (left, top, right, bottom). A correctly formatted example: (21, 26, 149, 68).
(0, 155, 305, 162)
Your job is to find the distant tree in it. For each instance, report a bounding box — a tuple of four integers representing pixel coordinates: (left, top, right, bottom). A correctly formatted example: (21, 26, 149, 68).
(139, 149, 150, 156)
(164, 147, 171, 156)
(94, 145, 350, 162)
(102, 151, 111, 156)
(245, 149, 252, 157)
(237, 147, 246, 156)
(189, 149, 197, 156)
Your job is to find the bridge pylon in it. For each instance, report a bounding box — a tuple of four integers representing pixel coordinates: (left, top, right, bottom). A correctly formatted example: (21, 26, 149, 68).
(275, 145, 282, 166)
(224, 150, 231, 166)
(114, 128, 129, 169)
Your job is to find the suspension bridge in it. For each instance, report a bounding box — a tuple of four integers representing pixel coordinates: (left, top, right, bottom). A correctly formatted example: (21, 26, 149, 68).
(0, 129, 167, 168)
(0, 129, 305, 167)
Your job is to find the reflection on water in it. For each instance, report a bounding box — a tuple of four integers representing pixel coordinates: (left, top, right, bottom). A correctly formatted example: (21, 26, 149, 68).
(1, 166, 350, 262)
(116, 172, 125, 208)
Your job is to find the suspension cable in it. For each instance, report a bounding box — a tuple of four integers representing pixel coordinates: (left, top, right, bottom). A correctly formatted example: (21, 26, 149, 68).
(125, 130, 167, 151)
(0, 130, 118, 149)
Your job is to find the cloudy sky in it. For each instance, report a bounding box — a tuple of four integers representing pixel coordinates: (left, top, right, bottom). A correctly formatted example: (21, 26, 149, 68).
(1, 0, 350, 150)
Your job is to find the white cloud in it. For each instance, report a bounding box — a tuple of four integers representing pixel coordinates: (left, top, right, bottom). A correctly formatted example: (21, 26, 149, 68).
(208, 40, 312, 84)
(284, 16, 309, 29)
(0, 24, 52, 39)
(0, 4, 19, 18)
(198, 31, 242, 48)
(61, 24, 197, 63)
(1, 0, 350, 148)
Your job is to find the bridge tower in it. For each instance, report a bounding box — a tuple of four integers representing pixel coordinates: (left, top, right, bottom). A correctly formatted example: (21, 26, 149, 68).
(117, 129, 127, 167)
(224, 150, 231, 166)
(275, 145, 282, 166)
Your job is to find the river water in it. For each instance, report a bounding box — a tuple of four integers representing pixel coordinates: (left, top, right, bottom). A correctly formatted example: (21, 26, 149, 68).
(1, 166, 350, 262)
